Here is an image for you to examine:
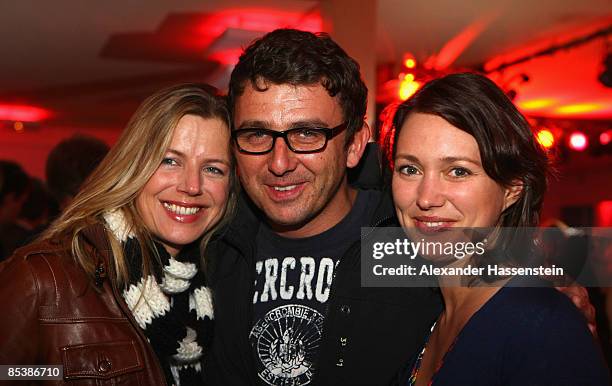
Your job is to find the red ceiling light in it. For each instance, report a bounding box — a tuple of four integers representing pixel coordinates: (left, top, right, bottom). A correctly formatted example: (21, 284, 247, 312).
(568, 131, 588, 151)
(536, 129, 555, 149)
(13, 121, 25, 132)
(398, 73, 421, 101)
(198, 9, 323, 65)
(207, 9, 322, 33)
(403, 53, 416, 69)
(198, 9, 322, 41)
(555, 103, 603, 116)
(517, 98, 555, 111)
(600, 130, 612, 146)
(0, 104, 51, 122)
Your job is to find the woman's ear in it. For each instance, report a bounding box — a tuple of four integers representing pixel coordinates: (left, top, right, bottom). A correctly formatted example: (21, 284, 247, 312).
(346, 121, 371, 168)
(503, 180, 524, 210)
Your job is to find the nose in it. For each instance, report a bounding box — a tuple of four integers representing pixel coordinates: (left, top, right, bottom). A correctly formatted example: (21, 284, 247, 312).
(178, 164, 202, 196)
(416, 174, 445, 210)
(267, 137, 298, 176)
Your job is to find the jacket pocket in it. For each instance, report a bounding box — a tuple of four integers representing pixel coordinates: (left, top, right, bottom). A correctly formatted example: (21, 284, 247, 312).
(61, 340, 144, 385)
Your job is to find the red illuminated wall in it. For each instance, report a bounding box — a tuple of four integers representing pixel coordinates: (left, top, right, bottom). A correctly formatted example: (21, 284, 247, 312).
(597, 201, 612, 227)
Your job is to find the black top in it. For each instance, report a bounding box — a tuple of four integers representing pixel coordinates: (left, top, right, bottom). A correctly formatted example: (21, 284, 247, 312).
(205, 189, 443, 386)
(250, 190, 375, 385)
(396, 283, 610, 385)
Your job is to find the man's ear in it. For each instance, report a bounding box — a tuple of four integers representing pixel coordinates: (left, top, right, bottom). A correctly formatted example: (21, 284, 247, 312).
(346, 121, 370, 168)
(503, 180, 524, 210)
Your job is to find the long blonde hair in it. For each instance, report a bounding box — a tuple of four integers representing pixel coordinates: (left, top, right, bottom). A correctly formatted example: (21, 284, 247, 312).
(42, 84, 238, 287)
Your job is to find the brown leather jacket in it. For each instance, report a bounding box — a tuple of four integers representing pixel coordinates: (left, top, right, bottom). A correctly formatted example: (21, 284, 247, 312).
(0, 224, 167, 385)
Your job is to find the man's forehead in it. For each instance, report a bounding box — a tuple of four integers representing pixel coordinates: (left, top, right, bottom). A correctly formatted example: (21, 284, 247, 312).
(233, 82, 342, 129)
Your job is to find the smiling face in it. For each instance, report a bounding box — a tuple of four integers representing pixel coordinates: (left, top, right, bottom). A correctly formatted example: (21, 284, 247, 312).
(233, 82, 368, 237)
(136, 114, 231, 256)
(392, 113, 520, 233)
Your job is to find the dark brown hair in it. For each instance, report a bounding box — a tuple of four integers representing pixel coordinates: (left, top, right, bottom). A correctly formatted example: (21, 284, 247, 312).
(388, 72, 549, 228)
(228, 29, 367, 145)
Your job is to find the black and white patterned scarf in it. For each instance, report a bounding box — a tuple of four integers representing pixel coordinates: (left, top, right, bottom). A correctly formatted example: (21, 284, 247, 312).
(103, 210, 214, 386)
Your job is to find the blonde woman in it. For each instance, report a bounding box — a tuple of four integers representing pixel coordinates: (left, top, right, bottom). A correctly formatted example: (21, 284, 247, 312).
(0, 84, 237, 385)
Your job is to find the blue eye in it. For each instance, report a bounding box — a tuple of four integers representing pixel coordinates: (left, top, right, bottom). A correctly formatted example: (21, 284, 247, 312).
(449, 167, 471, 177)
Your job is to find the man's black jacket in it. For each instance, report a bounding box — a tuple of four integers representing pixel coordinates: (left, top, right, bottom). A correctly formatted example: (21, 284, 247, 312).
(203, 187, 442, 385)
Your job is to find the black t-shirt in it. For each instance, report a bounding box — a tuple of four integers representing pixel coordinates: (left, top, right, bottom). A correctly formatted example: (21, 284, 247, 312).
(249, 190, 376, 386)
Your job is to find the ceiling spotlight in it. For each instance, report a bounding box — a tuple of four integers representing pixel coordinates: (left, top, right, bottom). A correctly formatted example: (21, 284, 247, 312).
(600, 130, 612, 146)
(568, 131, 588, 151)
(536, 129, 555, 149)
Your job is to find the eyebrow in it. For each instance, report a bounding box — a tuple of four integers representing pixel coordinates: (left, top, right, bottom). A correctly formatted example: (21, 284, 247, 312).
(166, 149, 230, 165)
(395, 154, 481, 165)
(440, 156, 481, 165)
(236, 119, 332, 130)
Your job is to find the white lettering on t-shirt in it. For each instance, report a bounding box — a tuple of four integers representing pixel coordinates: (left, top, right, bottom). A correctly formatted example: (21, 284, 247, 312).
(280, 257, 296, 299)
(296, 257, 316, 300)
(315, 258, 334, 302)
(253, 261, 263, 303)
(254, 257, 336, 304)
(260, 259, 279, 302)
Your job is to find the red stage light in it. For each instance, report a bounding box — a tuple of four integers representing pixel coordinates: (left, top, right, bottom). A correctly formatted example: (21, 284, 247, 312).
(0, 104, 51, 122)
(198, 9, 322, 39)
(13, 121, 24, 132)
(568, 131, 588, 151)
(600, 130, 612, 146)
(398, 73, 421, 101)
(198, 9, 323, 65)
(536, 129, 555, 148)
(402, 53, 416, 69)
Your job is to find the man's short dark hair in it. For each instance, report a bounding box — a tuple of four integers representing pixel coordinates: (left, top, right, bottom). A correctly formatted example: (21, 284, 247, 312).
(45, 135, 110, 203)
(228, 29, 368, 144)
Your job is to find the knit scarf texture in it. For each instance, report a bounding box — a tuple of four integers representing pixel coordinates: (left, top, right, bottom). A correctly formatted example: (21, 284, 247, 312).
(104, 210, 214, 386)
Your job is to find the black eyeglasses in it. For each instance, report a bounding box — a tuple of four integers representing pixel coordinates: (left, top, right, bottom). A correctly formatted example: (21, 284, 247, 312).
(232, 122, 347, 154)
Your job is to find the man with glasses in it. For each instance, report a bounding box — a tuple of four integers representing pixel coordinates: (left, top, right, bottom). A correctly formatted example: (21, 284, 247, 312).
(205, 28, 441, 385)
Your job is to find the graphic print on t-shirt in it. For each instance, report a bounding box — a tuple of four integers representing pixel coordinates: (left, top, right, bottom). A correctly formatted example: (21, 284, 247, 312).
(250, 256, 336, 386)
(250, 304, 324, 385)
(250, 190, 374, 386)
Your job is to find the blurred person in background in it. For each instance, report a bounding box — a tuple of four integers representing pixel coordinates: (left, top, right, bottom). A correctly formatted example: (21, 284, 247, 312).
(45, 134, 110, 211)
(0, 160, 30, 260)
(0, 84, 237, 386)
(0, 178, 57, 257)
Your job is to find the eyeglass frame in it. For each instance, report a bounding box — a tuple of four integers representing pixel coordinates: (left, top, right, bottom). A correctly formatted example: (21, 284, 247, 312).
(231, 121, 348, 155)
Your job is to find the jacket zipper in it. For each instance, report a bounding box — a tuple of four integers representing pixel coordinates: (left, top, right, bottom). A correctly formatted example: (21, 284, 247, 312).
(314, 214, 395, 380)
(324, 213, 394, 317)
